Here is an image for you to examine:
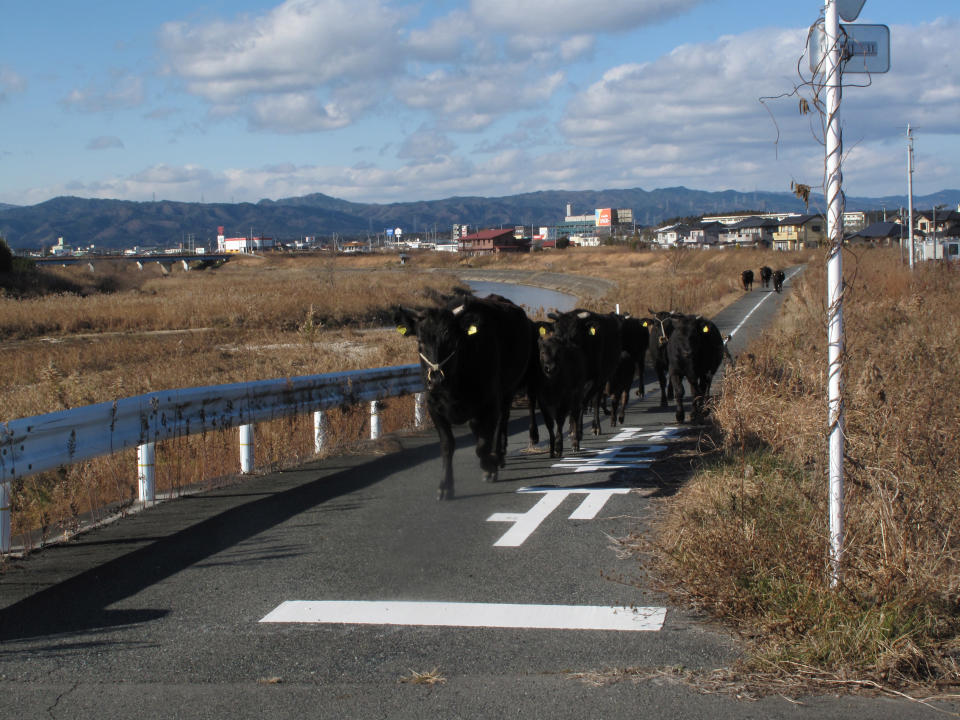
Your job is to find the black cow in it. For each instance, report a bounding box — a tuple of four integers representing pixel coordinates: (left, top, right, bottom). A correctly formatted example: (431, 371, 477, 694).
(620, 315, 651, 398)
(741, 269, 754, 291)
(773, 269, 786, 293)
(394, 294, 531, 500)
(643, 310, 677, 407)
(547, 309, 622, 436)
(760, 266, 773, 289)
(533, 320, 587, 458)
(666, 313, 729, 423)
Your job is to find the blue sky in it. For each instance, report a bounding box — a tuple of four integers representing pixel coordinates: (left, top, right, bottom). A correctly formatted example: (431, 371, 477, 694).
(1, 1, 957, 206)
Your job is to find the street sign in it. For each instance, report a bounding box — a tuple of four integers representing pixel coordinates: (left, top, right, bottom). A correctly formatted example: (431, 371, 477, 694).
(837, 0, 866, 22)
(809, 23, 890, 74)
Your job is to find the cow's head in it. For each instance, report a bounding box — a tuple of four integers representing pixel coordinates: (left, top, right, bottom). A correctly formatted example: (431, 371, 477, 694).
(394, 302, 485, 389)
(534, 321, 562, 377)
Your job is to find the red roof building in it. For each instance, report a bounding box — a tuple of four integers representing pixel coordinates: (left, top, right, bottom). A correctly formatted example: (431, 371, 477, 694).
(458, 229, 530, 255)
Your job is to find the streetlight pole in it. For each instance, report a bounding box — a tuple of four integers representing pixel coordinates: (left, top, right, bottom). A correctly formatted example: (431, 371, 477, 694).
(907, 125, 915, 269)
(824, 0, 845, 587)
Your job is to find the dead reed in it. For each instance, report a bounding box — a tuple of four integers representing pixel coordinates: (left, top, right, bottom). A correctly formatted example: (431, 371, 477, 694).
(638, 247, 960, 688)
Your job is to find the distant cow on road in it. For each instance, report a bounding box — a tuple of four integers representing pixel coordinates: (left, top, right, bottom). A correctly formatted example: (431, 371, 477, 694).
(741, 269, 754, 291)
(760, 266, 772, 288)
(773, 269, 786, 293)
(395, 294, 532, 500)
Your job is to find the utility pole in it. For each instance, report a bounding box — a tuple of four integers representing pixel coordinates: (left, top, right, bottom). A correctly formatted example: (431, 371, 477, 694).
(907, 124, 915, 269)
(824, 0, 845, 587)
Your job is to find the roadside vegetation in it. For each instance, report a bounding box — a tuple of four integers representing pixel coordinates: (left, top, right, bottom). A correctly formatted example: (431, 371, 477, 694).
(628, 247, 960, 694)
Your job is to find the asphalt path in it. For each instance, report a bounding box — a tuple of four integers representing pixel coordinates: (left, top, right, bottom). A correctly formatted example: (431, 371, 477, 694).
(2, 267, 955, 718)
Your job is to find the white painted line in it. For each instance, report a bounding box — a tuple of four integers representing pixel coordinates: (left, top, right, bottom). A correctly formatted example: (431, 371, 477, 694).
(260, 600, 666, 632)
(728, 266, 803, 339)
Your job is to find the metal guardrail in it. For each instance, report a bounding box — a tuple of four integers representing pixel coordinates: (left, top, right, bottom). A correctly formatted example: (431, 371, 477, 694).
(0, 364, 425, 553)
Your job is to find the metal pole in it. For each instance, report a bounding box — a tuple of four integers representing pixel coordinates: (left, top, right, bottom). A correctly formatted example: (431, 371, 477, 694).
(825, 0, 845, 587)
(313, 410, 326, 454)
(239, 423, 255, 474)
(370, 401, 382, 440)
(908, 124, 915, 269)
(415, 393, 427, 427)
(137, 442, 156, 503)
(0, 481, 10, 554)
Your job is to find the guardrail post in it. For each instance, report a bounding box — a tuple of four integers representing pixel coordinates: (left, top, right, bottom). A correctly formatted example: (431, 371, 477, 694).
(313, 410, 326, 454)
(1, 481, 10, 554)
(239, 424, 255, 474)
(415, 392, 426, 427)
(370, 401, 382, 440)
(137, 442, 156, 503)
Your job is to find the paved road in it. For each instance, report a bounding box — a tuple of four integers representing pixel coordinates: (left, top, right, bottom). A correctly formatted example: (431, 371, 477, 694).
(2, 269, 955, 718)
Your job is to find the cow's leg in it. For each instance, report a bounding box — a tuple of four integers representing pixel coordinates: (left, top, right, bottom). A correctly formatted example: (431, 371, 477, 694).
(527, 386, 539, 449)
(617, 388, 628, 425)
(430, 408, 456, 501)
(570, 403, 583, 452)
(540, 403, 558, 458)
(474, 408, 501, 482)
(671, 371, 686, 423)
(592, 388, 603, 435)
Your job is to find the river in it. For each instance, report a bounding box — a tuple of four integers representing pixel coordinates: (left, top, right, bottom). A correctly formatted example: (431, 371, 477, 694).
(465, 280, 578, 314)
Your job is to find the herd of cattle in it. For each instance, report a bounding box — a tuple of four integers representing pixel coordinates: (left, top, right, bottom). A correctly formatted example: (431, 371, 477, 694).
(394, 294, 734, 500)
(742, 266, 786, 293)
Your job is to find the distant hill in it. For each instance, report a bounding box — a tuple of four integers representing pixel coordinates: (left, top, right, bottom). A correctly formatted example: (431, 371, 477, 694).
(1, 187, 958, 251)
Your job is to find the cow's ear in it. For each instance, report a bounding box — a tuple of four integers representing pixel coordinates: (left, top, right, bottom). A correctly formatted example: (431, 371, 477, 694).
(393, 306, 422, 337)
(534, 321, 552, 337)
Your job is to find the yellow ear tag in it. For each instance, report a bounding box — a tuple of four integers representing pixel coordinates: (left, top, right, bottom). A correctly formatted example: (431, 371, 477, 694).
(589, 326, 597, 336)
(538, 326, 547, 337)
(702, 326, 709, 333)
(467, 325, 478, 335)
(642, 321, 648, 327)
(397, 326, 408, 335)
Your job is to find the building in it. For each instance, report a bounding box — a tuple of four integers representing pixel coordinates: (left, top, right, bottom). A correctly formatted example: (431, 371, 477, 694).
(718, 217, 777, 247)
(458, 228, 530, 255)
(216, 226, 275, 253)
(771, 214, 826, 250)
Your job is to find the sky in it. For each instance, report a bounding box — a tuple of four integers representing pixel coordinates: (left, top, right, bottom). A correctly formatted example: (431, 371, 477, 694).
(1, 0, 957, 207)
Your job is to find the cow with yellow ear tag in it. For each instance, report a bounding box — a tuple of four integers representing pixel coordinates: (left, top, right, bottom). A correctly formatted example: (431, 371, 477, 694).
(393, 293, 532, 500)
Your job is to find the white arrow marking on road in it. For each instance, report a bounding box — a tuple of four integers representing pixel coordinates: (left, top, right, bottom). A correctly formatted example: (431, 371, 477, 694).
(260, 600, 666, 632)
(487, 487, 630, 547)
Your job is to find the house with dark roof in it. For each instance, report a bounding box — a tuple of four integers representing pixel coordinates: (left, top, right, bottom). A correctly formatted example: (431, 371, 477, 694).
(848, 221, 903, 245)
(718, 216, 777, 247)
(772, 214, 826, 250)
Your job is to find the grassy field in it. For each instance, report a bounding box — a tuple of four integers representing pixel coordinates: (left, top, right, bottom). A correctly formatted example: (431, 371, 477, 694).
(628, 247, 960, 693)
(28, 243, 960, 694)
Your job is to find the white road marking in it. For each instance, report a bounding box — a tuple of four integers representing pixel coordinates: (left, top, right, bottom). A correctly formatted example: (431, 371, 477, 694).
(259, 600, 666, 631)
(551, 445, 667, 473)
(608, 426, 689, 443)
(487, 486, 630, 546)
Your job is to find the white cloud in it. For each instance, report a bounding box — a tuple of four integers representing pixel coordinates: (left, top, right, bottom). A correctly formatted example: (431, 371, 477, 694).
(555, 20, 960, 195)
(159, 0, 405, 130)
(397, 125, 456, 162)
(470, 0, 704, 35)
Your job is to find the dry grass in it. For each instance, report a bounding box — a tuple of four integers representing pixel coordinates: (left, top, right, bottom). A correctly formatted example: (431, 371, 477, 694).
(632, 247, 960, 689)
(0, 245, 810, 551)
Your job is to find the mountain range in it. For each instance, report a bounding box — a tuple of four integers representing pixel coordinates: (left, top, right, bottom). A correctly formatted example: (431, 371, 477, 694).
(1, 186, 957, 251)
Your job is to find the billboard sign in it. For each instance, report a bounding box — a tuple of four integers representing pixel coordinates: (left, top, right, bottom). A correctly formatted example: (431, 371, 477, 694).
(595, 208, 612, 227)
(385, 228, 394, 237)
